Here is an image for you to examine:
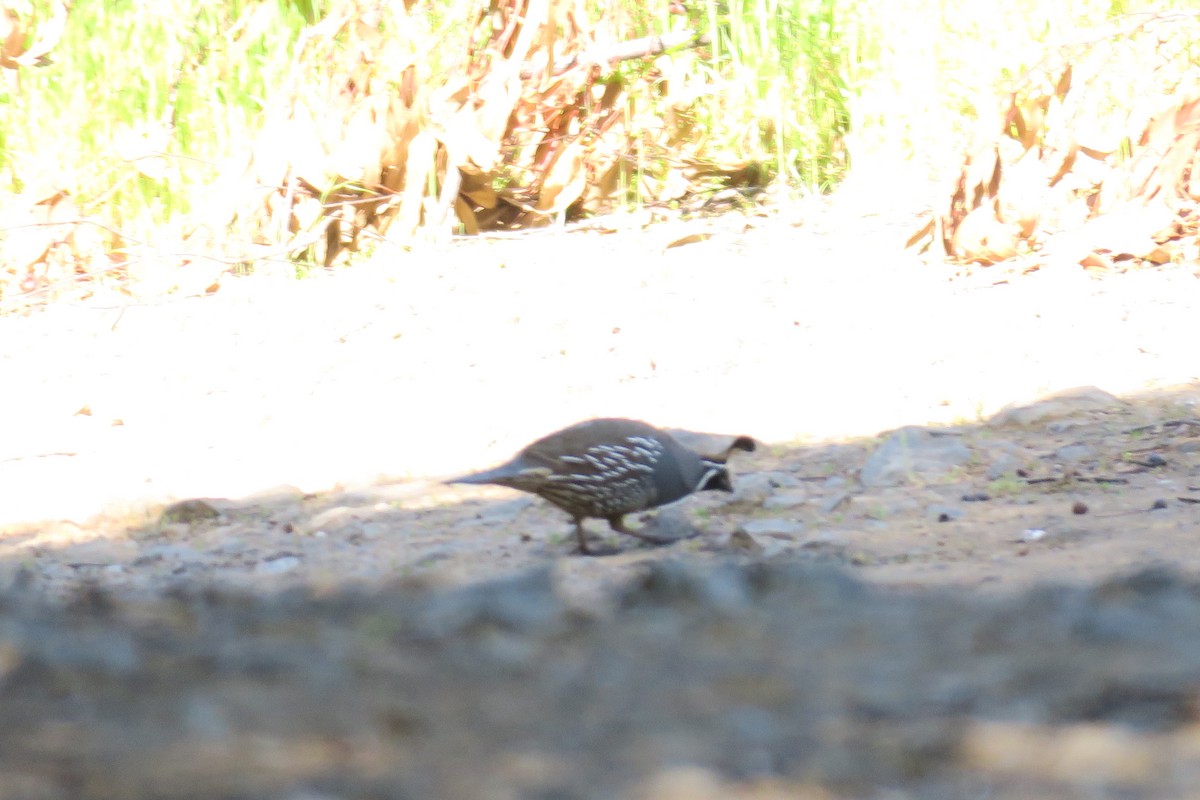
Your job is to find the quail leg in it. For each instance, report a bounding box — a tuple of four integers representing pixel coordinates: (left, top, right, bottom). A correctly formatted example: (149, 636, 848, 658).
(608, 515, 674, 546)
(572, 519, 619, 557)
(573, 520, 593, 555)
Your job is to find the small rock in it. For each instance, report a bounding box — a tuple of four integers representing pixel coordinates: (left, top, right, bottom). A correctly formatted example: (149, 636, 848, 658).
(1073, 501, 1088, 515)
(860, 427, 971, 488)
(926, 505, 964, 522)
(206, 532, 249, 555)
(800, 531, 847, 549)
(254, 555, 302, 575)
(738, 519, 805, 538)
(1151, 498, 1169, 511)
(306, 506, 368, 537)
(414, 547, 455, 567)
(1054, 444, 1094, 463)
(819, 490, 851, 514)
(39, 563, 73, 581)
(1019, 528, 1047, 542)
(264, 506, 310, 528)
(356, 522, 388, 541)
(639, 506, 701, 541)
(986, 452, 1022, 480)
(990, 386, 1123, 427)
(728, 529, 763, 553)
(728, 471, 799, 503)
(962, 492, 990, 502)
(762, 491, 807, 510)
(159, 499, 222, 525)
(824, 475, 847, 490)
(1138, 453, 1167, 468)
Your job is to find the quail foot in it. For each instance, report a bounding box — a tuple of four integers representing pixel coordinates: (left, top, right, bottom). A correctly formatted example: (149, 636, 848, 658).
(448, 418, 746, 555)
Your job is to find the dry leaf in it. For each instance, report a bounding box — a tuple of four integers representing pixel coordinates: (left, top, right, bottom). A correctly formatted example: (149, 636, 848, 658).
(952, 203, 1021, 264)
(665, 232, 712, 249)
(535, 141, 588, 214)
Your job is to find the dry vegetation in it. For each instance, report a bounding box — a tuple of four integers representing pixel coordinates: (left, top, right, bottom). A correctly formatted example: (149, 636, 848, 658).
(0, 0, 849, 304)
(920, 12, 1200, 274)
(0, 1, 1197, 308)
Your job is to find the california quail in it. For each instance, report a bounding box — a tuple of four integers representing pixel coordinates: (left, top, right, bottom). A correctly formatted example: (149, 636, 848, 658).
(447, 418, 747, 555)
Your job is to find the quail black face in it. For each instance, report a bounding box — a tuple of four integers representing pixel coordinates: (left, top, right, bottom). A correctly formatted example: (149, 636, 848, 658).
(697, 461, 734, 493)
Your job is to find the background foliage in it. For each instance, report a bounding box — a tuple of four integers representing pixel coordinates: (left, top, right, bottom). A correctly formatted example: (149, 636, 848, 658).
(0, 0, 1190, 301)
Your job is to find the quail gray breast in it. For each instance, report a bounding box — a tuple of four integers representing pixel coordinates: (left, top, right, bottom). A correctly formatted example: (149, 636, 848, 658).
(447, 418, 746, 555)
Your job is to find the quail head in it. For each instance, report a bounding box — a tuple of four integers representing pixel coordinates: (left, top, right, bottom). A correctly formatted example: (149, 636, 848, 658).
(447, 418, 751, 555)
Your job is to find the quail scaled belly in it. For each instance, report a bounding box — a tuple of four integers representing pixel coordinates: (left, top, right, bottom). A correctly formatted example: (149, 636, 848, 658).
(448, 418, 745, 555)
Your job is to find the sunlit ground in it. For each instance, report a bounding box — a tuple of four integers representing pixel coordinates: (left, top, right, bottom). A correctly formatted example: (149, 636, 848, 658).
(1, 177, 1198, 528)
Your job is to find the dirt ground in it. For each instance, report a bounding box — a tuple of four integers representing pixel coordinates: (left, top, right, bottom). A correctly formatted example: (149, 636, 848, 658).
(2, 186, 1200, 799)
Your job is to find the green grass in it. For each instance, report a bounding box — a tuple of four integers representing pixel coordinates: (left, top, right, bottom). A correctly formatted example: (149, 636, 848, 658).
(0, 0, 309, 241)
(1, 0, 1196, 274)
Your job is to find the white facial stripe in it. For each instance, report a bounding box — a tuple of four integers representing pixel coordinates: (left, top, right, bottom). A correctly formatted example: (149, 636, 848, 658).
(694, 464, 727, 491)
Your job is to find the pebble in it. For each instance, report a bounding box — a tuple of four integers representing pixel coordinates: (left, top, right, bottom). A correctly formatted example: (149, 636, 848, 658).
(639, 506, 701, 541)
(737, 519, 805, 538)
(357, 522, 388, 541)
(824, 475, 848, 490)
(927, 505, 965, 522)
(761, 491, 807, 510)
(1054, 444, 1094, 463)
(728, 530, 763, 553)
(819, 490, 850, 514)
(254, 555, 302, 575)
(986, 452, 1022, 480)
(860, 427, 971, 488)
(729, 471, 799, 503)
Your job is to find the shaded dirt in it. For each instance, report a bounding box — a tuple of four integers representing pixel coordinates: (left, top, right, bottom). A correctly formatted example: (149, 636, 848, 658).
(6, 563, 1200, 800)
